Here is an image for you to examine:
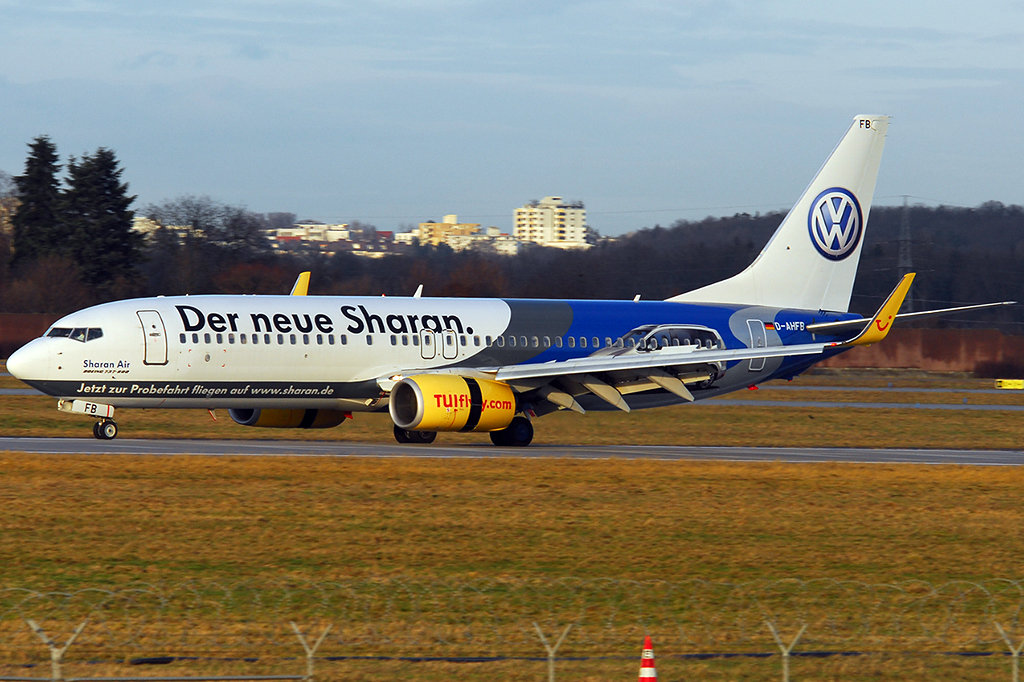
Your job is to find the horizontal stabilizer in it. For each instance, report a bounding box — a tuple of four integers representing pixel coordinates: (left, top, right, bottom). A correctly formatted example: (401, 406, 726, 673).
(808, 300, 1017, 335)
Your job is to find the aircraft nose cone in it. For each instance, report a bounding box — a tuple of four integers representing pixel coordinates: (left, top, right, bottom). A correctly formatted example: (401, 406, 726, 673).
(6, 339, 50, 381)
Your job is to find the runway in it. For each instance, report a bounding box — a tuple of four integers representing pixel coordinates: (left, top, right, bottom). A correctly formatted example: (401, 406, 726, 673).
(0, 437, 1021, 465)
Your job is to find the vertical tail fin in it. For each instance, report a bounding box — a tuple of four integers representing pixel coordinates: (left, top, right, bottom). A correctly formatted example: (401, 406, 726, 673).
(669, 115, 889, 312)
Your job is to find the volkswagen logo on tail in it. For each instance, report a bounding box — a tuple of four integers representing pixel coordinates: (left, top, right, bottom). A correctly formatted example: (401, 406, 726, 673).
(808, 187, 863, 260)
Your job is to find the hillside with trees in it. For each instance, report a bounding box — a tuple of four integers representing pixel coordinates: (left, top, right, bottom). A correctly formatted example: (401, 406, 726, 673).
(1, 136, 1021, 333)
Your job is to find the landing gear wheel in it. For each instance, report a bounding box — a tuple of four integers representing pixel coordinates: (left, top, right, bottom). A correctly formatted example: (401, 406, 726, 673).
(95, 420, 118, 440)
(490, 416, 533, 447)
(410, 430, 436, 444)
(394, 425, 437, 444)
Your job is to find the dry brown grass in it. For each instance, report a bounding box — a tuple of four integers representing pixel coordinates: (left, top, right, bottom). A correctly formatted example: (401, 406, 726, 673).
(1, 654, 1015, 682)
(2, 454, 1023, 587)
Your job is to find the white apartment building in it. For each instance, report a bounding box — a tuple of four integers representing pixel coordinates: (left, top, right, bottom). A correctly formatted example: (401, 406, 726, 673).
(513, 196, 590, 249)
(276, 221, 350, 242)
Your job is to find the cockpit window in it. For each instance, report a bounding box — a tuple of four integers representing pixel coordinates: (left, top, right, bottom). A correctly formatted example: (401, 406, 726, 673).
(45, 327, 103, 342)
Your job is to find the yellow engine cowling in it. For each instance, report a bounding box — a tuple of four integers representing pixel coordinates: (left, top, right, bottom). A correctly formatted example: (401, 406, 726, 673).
(228, 408, 349, 429)
(389, 375, 517, 432)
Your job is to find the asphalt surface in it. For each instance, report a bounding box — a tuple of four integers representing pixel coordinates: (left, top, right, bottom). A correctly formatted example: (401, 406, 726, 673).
(0, 437, 1021, 465)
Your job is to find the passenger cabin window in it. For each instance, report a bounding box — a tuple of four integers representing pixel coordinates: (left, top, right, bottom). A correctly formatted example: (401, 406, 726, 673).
(180, 333, 186, 343)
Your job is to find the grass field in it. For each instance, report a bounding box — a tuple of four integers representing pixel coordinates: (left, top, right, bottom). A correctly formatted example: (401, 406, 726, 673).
(2, 365, 1024, 448)
(3, 368, 1024, 680)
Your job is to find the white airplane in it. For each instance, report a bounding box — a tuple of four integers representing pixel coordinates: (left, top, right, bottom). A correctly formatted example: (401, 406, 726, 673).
(6, 116, 1011, 445)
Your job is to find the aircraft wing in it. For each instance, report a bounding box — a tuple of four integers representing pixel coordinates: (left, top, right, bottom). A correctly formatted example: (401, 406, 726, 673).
(483, 342, 830, 412)
(491, 342, 828, 382)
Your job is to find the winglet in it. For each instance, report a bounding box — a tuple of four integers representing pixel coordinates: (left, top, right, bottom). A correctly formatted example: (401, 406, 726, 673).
(839, 273, 915, 346)
(290, 272, 311, 296)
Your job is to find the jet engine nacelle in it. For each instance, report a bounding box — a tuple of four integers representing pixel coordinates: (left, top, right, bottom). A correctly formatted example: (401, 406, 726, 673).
(228, 408, 348, 429)
(389, 375, 517, 432)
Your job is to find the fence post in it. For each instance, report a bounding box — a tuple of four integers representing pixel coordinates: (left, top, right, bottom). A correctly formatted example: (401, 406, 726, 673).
(995, 622, 1024, 682)
(765, 621, 806, 682)
(290, 622, 332, 682)
(533, 621, 573, 682)
(26, 619, 87, 682)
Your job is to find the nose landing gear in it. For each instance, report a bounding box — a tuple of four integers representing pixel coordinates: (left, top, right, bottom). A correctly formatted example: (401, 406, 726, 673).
(93, 420, 118, 440)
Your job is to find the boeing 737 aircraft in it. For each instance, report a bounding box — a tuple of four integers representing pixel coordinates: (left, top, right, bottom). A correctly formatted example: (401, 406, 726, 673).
(6, 115, 1011, 445)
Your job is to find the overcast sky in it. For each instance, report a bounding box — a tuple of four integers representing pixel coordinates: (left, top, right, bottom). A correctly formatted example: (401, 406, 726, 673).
(1, 1, 1022, 235)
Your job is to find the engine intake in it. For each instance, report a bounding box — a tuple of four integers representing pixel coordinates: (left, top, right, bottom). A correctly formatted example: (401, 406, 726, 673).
(390, 375, 516, 432)
(228, 408, 348, 429)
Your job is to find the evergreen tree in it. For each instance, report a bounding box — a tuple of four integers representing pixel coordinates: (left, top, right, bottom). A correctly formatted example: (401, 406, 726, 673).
(64, 148, 141, 289)
(11, 136, 64, 267)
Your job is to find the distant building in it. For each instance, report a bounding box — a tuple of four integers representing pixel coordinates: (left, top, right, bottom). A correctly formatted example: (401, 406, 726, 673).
(393, 227, 420, 246)
(276, 220, 350, 243)
(0, 195, 20, 236)
(418, 215, 481, 246)
(514, 196, 590, 249)
(445, 226, 521, 255)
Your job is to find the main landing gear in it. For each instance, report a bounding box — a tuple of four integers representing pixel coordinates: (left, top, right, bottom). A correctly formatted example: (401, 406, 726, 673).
(489, 416, 533, 447)
(393, 425, 437, 444)
(93, 420, 118, 440)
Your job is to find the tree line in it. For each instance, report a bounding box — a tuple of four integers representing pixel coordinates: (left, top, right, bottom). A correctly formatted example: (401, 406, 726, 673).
(1, 136, 1021, 333)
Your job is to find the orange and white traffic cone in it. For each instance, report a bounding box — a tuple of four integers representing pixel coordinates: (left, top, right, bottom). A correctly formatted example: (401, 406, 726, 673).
(638, 634, 657, 681)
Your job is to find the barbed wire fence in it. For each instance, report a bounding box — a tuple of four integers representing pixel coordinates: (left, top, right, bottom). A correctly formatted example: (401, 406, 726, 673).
(2, 578, 1024, 681)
